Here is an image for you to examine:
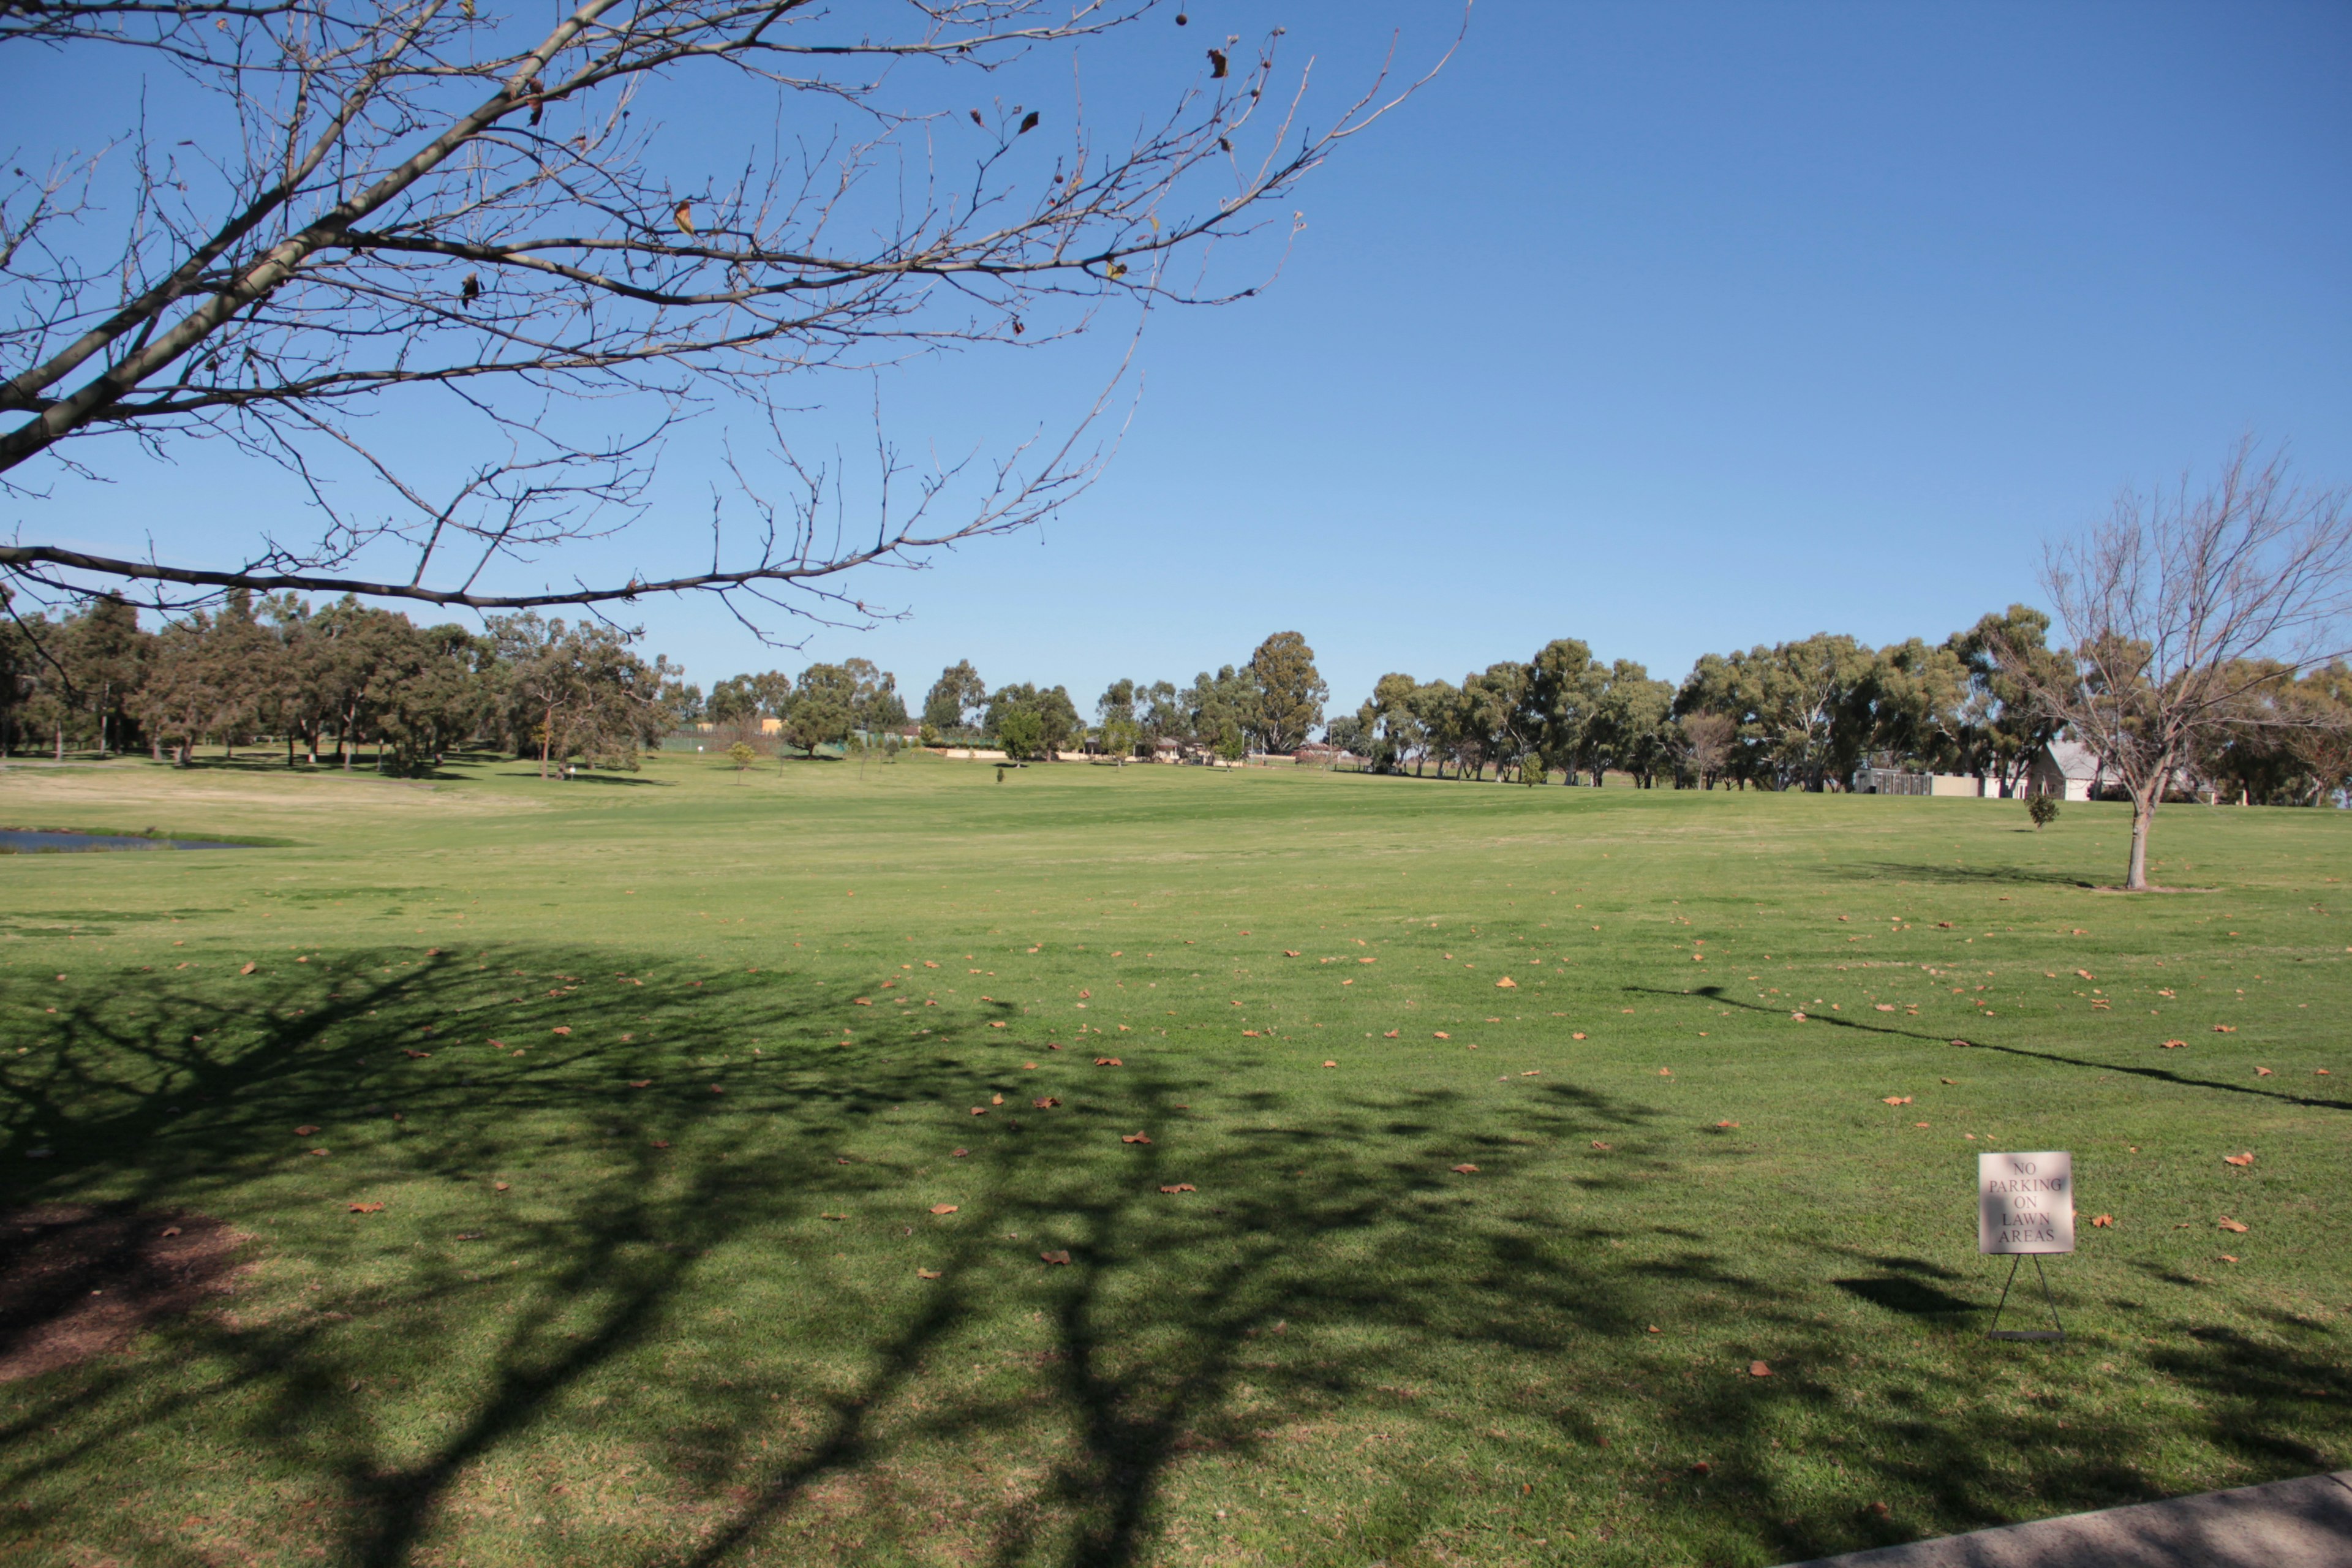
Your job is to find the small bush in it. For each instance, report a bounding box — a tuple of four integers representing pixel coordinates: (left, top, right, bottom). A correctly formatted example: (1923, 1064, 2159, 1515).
(2028, 794, 2060, 829)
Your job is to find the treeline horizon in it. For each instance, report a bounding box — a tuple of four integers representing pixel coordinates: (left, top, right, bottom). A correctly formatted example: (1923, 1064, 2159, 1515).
(6, 595, 2347, 804)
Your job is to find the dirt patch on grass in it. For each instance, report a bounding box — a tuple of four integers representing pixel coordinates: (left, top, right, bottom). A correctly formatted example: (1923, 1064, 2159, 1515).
(0, 1205, 245, 1381)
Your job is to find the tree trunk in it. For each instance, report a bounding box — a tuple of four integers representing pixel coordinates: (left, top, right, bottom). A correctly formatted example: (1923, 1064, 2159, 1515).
(2125, 790, 2157, 891)
(53, 724, 64, 761)
(540, 703, 554, 778)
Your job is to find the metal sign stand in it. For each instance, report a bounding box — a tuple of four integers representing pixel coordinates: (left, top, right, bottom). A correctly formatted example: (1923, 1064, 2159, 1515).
(1986, 1253, 2065, 1341)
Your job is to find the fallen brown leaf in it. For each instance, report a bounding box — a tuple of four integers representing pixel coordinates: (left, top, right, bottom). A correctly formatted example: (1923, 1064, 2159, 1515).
(2218, 1217, 2248, 1234)
(294, 1125, 320, 1137)
(2091, 1214, 2114, 1227)
(2223, 1152, 2254, 1167)
(1039, 1250, 1071, 1265)
(1748, 1360, 1771, 1378)
(2213, 1024, 2237, 1033)
(1094, 1057, 1123, 1066)
(348, 1201, 384, 1213)
(1591, 1141, 1611, 1151)
(1495, 976, 1518, 989)
(2163, 1039, 2187, 1049)
(1159, 1183, 1197, 1194)
(1715, 1120, 1739, 1129)
(916, 1267, 942, 1280)
(239, 962, 257, 975)
(551, 1026, 571, 1036)
(628, 1079, 651, 1088)
(1033, 1096, 1060, 1109)
(1450, 1163, 1479, 1174)
(1883, 1095, 1913, 1106)
(930, 1203, 959, 1215)
(1433, 1031, 1450, 1039)
(1121, 1133, 1153, 1145)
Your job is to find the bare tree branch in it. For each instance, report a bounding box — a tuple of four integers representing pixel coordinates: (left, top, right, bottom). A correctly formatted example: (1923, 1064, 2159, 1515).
(1997, 436, 2352, 889)
(1, 0, 1463, 623)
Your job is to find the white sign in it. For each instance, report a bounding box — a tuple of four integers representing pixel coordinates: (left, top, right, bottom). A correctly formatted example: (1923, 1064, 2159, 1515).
(1978, 1151, 2073, 1255)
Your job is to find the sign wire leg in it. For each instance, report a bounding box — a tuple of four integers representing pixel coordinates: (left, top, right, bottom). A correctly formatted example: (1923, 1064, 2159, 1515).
(1987, 1254, 2022, 1336)
(2033, 1254, 2064, 1338)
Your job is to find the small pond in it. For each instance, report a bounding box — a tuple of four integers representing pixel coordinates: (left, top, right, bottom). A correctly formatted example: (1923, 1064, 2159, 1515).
(0, 829, 249, 853)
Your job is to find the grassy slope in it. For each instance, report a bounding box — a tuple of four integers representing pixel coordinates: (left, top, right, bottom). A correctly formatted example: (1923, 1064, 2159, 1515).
(1, 752, 2345, 1568)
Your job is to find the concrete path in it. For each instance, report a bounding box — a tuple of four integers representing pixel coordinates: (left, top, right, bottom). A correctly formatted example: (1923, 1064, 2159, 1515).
(1779, 1471, 2352, 1567)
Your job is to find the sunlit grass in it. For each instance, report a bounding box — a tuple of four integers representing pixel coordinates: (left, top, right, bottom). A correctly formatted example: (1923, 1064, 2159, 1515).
(1, 753, 2345, 1567)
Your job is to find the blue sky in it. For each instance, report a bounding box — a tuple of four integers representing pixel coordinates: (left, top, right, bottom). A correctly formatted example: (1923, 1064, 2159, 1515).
(7, 1, 2349, 717)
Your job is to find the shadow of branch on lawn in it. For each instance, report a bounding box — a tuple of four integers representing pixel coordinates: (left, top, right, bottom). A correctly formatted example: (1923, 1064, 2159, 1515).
(0, 954, 2345, 1568)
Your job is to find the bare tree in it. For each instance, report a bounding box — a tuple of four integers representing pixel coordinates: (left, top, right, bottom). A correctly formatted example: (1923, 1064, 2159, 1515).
(1, 0, 1452, 628)
(2004, 439, 2352, 889)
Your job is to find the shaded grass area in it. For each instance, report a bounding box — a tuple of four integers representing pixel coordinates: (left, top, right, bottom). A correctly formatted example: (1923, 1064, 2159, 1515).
(0, 755, 2346, 1567)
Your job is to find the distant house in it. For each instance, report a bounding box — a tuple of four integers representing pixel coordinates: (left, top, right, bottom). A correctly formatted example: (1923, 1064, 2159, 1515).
(1855, 767, 1994, 797)
(2026, 741, 2102, 802)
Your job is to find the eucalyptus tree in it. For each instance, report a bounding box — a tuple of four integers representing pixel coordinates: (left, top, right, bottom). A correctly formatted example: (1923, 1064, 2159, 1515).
(1246, 631, 1328, 753)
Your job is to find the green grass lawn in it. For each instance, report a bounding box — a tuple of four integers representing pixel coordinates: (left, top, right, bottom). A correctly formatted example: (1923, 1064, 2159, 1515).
(1, 752, 2346, 1568)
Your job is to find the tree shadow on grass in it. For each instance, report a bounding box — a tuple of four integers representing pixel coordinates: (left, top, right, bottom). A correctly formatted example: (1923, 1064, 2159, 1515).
(1641, 984, 2350, 1114)
(0, 959, 2346, 1567)
(1832, 861, 2097, 890)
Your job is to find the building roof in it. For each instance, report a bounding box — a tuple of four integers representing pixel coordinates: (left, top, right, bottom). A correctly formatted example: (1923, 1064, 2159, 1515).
(2044, 740, 2101, 780)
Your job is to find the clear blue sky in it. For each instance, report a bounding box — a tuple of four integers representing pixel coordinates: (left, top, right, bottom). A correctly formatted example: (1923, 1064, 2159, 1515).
(9, 2, 2350, 716)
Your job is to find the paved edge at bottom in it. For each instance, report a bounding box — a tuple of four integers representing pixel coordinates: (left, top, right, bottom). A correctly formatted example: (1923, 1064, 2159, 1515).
(1776, 1470, 2352, 1568)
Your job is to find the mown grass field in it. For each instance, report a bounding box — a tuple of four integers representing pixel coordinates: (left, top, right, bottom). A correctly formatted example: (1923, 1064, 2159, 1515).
(1, 751, 2346, 1568)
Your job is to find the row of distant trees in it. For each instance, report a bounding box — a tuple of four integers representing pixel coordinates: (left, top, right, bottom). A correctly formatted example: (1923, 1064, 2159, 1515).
(680, 609, 2352, 806)
(1, 591, 687, 775)
(1335, 610, 2351, 805)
